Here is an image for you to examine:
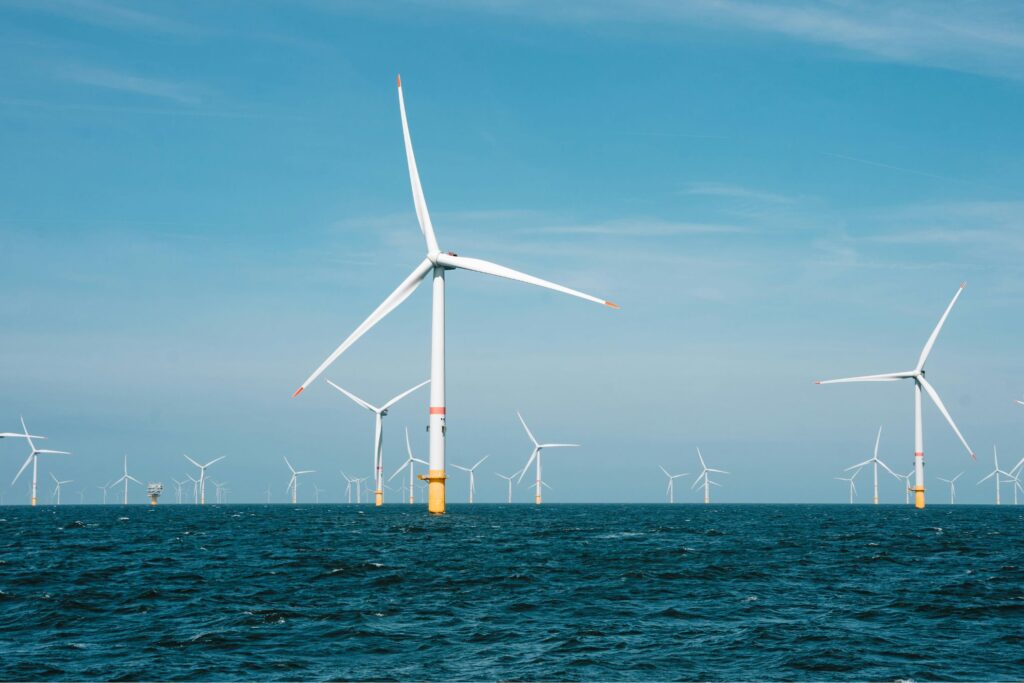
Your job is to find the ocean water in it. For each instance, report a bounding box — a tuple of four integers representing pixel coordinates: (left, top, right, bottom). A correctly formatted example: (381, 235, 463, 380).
(1, 504, 1022, 682)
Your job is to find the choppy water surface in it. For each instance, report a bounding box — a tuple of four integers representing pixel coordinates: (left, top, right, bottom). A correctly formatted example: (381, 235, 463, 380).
(1, 504, 1022, 681)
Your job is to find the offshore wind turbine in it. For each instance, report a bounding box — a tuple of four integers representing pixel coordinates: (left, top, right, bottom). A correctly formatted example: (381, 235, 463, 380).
(936, 472, 963, 504)
(50, 473, 72, 505)
(11, 417, 70, 506)
(326, 378, 429, 507)
(96, 483, 110, 505)
(816, 284, 975, 509)
(172, 478, 186, 504)
(659, 465, 689, 504)
(110, 455, 142, 504)
(265, 485, 272, 503)
(291, 76, 618, 515)
(516, 411, 579, 505)
(495, 473, 516, 503)
(388, 428, 429, 504)
(285, 457, 314, 504)
(978, 446, 1011, 505)
(900, 469, 913, 504)
(845, 426, 901, 505)
(692, 448, 728, 504)
(452, 455, 488, 504)
(185, 474, 200, 504)
(183, 455, 225, 505)
(340, 470, 356, 503)
(835, 468, 860, 504)
(314, 484, 325, 504)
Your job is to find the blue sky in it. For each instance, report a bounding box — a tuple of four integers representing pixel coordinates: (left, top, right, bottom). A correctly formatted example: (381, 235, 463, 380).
(1, 1, 1023, 504)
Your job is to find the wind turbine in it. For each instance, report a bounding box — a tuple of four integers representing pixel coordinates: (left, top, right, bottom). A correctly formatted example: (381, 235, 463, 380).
(659, 465, 689, 504)
(210, 480, 227, 504)
(978, 445, 1011, 505)
(185, 474, 200, 504)
(452, 455, 488, 504)
(285, 457, 314, 504)
(109, 455, 142, 504)
(900, 469, 914, 504)
(495, 472, 516, 503)
(816, 284, 975, 509)
(171, 478, 186, 504)
(515, 411, 579, 505)
(314, 484, 325, 504)
(326, 379, 429, 507)
(11, 417, 70, 506)
(96, 482, 110, 505)
(265, 484, 272, 504)
(835, 468, 860, 504)
(1004, 468, 1023, 506)
(50, 473, 72, 505)
(388, 428, 428, 504)
(936, 472, 963, 504)
(845, 426, 902, 504)
(77, 489, 85, 504)
(291, 77, 618, 515)
(340, 470, 356, 504)
(183, 455, 225, 505)
(692, 448, 728, 504)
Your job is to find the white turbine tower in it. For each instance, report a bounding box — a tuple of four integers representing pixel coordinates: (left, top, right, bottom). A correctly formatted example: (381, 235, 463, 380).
(495, 473, 516, 503)
(291, 77, 618, 515)
(835, 468, 861, 504)
(816, 284, 975, 509)
(96, 482, 110, 505)
(845, 426, 901, 505)
(900, 469, 914, 504)
(340, 471, 356, 504)
(183, 455, 225, 505)
(50, 473, 72, 505)
(265, 485, 272, 503)
(659, 465, 689, 504)
(172, 478, 185, 504)
(1004, 466, 1023, 505)
(978, 446, 1011, 505)
(11, 417, 70, 506)
(314, 484, 325, 504)
(285, 457, 314, 504)
(515, 411, 579, 505)
(110, 455, 142, 504)
(452, 455, 489, 504)
(692, 448, 728, 504)
(388, 428, 429, 504)
(936, 472, 963, 504)
(185, 474, 200, 504)
(326, 378, 429, 507)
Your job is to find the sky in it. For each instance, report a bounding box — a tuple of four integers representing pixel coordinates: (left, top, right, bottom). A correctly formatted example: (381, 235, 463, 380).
(1, 0, 1023, 505)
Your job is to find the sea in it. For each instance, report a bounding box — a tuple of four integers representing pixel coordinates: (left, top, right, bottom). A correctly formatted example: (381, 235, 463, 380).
(1, 504, 1022, 681)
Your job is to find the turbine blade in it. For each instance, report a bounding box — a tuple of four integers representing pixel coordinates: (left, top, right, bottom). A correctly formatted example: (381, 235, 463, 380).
(919, 376, 974, 459)
(293, 258, 433, 397)
(127, 476, 142, 485)
(517, 411, 539, 447)
(405, 427, 414, 460)
(20, 416, 35, 453)
(846, 459, 873, 471)
(396, 75, 440, 253)
(326, 380, 376, 412)
(659, 465, 670, 478)
(183, 454, 202, 469)
(878, 460, 902, 480)
(284, 456, 295, 474)
(204, 456, 226, 468)
(916, 283, 965, 371)
(382, 379, 430, 411)
(539, 443, 580, 449)
(815, 372, 907, 384)
(435, 253, 618, 309)
(541, 480, 552, 490)
(452, 465, 470, 472)
(473, 455, 489, 470)
(412, 458, 429, 466)
(696, 447, 706, 469)
(874, 425, 882, 460)
(517, 449, 538, 483)
(978, 471, 995, 484)
(36, 449, 70, 455)
(11, 453, 32, 485)
(388, 460, 410, 482)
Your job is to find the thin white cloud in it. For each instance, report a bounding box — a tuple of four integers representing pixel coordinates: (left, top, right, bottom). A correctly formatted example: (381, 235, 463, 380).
(8, 0, 196, 35)
(58, 64, 203, 105)
(683, 182, 795, 204)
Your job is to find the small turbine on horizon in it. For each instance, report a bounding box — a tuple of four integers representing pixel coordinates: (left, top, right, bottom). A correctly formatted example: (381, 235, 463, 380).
(452, 455, 489, 504)
(659, 465, 689, 504)
(692, 448, 728, 504)
(49, 473, 72, 505)
(845, 426, 902, 505)
(285, 457, 314, 504)
(936, 472, 964, 505)
(109, 455, 143, 505)
(516, 411, 579, 505)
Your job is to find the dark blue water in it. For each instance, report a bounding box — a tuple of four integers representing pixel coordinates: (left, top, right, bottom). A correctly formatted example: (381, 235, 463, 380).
(1, 504, 1022, 681)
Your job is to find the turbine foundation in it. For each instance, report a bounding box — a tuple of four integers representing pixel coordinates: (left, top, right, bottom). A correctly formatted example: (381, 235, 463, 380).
(422, 470, 446, 514)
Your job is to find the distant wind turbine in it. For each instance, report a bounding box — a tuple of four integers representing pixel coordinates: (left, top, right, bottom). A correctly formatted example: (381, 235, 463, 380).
(845, 426, 901, 505)
(692, 448, 728, 504)
(110, 455, 143, 504)
(326, 378, 429, 507)
(816, 284, 974, 510)
(516, 411, 579, 505)
(172, 478, 185, 504)
(900, 469, 914, 504)
(452, 455, 488, 503)
(50, 473, 72, 505)
(183, 455, 225, 505)
(285, 457, 314, 504)
(659, 465, 689, 504)
(340, 471, 356, 504)
(978, 446, 1011, 505)
(185, 474, 200, 504)
(936, 472, 964, 504)
(96, 483, 110, 505)
(388, 428, 429, 504)
(495, 473, 516, 504)
(835, 468, 861, 504)
(11, 417, 71, 506)
(290, 77, 618, 516)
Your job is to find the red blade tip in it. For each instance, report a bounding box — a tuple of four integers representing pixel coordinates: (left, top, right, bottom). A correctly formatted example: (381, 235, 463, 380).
(396, 74, 402, 88)
(814, 380, 822, 384)
(292, 386, 305, 398)
(605, 301, 620, 309)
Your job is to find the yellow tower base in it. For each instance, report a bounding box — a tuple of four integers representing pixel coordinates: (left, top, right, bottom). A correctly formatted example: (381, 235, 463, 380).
(914, 486, 925, 509)
(375, 490, 383, 507)
(31, 497, 37, 507)
(421, 470, 446, 514)
(149, 495, 158, 505)
(535, 494, 541, 505)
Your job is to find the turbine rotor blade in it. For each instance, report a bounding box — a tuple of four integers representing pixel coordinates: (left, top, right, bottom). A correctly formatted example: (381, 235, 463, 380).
(294, 258, 433, 397)
(396, 75, 440, 254)
(918, 376, 974, 459)
(326, 380, 377, 412)
(382, 379, 431, 411)
(434, 253, 618, 309)
(916, 283, 964, 371)
(816, 372, 909, 384)
(517, 449, 539, 483)
(12, 453, 32, 485)
(517, 411, 538, 447)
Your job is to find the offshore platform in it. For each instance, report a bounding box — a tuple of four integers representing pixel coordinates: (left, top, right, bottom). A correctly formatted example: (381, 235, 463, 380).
(147, 483, 163, 505)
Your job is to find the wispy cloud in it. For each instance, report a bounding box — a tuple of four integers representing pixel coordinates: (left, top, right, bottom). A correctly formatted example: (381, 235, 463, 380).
(7, 0, 196, 35)
(57, 64, 204, 105)
(683, 182, 795, 204)
(397, 0, 1024, 79)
